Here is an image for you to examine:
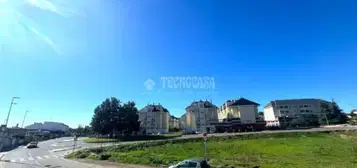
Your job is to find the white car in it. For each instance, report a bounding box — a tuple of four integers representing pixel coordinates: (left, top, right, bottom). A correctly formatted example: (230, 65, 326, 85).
(27, 141, 38, 148)
(169, 159, 210, 168)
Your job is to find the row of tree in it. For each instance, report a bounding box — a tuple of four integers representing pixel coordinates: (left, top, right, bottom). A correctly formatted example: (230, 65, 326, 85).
(89, 97, 140, 136)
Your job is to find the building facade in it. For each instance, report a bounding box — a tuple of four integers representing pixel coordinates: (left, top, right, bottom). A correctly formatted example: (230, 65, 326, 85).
(138, 104, 170, 134)
(185, 100, 219, 133)
(182, 111, 197, 133)
(264, 98, 332, 126)
(169, 115, 181, 130)
(218, 98, 260, 124)
(25, 122, 70, 132)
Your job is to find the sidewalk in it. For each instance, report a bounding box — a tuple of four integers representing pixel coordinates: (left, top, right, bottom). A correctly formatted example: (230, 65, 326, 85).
(73, 159, 154, 168)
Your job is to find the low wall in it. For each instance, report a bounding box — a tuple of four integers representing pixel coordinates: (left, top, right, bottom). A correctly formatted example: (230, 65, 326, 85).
(0, 136, 30, 152)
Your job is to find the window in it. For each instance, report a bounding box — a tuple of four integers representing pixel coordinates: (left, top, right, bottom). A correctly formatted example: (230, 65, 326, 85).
(300, 110, 304, 112)
(304, 105, 309, 108)
(299, 105, 303, 108)
(284, 105, 288, 108)
(279, 106, 284, 108)
(177, 161, 190, 167)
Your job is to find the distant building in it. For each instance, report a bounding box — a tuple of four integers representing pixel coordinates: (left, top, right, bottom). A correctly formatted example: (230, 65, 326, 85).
(351, 109, 357, 115)
(185, 100, 219, 133)
(169, 115, 180, 130)
(179, 114, 185, 129)
(25, 122, 69, 132)
(219, 97, 260, 124)
(138, 104, 170, 134)
(264, 98, 333, 127)
(183, 111, 197, 133)
(0, 125, 26, 138)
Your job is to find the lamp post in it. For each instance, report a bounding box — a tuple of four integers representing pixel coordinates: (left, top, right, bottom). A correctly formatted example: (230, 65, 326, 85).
(5, 97, 20, 127)
(21, 110, 29, 128)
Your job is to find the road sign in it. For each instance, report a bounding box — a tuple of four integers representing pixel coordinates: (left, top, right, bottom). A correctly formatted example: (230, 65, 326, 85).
(203, 132, 208, 141)
(203, 132, 208, 161)
(203, 136, 208, 141)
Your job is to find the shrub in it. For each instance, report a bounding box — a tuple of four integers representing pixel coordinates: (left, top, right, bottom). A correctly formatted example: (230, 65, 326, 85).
(99, 154, 111, 160)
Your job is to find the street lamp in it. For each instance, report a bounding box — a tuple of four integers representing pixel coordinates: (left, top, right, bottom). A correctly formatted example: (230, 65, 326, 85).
(5, 97, 20, 127)
(21, 110, 29, 128)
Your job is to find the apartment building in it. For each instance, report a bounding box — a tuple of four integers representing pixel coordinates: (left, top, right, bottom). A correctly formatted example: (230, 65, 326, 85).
(185, 100, 219, 133)
(138, 104, 170, 134)
(218, 97, 260, 124)
(169, 115, 181, 130)
(25, 122, 70, 132)
(264, 98, 332, 126)
(182, 111, 197, 133)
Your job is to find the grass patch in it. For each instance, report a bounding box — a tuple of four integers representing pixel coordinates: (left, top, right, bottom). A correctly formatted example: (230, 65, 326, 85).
(84, 134, 182, 143)
(71, 131, 357, 167)
(84, 138, 119, 143)
(162, 132, 182, 137)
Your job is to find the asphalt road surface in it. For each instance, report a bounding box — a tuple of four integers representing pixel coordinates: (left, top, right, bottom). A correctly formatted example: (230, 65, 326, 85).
(1, 126, 356, 168)
(0, 137, 110, 168)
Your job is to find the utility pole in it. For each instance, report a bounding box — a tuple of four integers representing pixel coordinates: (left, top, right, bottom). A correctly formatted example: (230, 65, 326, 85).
(324, 110, 330, 126)
(21, 110, 29, 128)
(5, 97, 20, 127)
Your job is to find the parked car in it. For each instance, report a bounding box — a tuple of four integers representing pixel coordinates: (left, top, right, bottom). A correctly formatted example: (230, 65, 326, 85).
(27, 141, 38, 148)
(169, 158, 210, 168)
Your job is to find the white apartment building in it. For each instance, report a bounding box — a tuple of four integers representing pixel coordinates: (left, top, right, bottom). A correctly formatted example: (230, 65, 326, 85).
(169, 115, 181, 130)
(185, 100, 219, 133)
(264, 98, 332, 127)
(138, 104, 170, 134)
(218, 98, 260, 124)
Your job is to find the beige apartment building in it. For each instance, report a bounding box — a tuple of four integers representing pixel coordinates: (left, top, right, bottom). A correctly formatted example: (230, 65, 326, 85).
(182, 111, 197, 132)
(169, 115, 181, 130)
(184, 100, 219, 133)
(218, 97, 260, 124)
(264, 98, 333, 126)
(138, 104, 170, 134)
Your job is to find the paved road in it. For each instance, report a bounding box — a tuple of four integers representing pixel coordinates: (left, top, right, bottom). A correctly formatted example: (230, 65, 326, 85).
(0, 137, 108, 168)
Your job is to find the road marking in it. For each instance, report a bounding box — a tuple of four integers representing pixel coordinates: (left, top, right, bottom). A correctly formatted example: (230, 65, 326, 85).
(19, 158, 25, 162)
(10, 159, 16, 162)
(36, 156, 43, 160)
(51, 155, 59, 158)
(29, 152, 43, 167)
(0, 152, 7, 160)
(63, 139, 73, 142)
(28, 157, 34, 161)
(44, 155, 50, 159)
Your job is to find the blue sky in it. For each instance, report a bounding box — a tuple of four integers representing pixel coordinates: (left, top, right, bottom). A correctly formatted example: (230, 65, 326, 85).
(1, 0, 357, 128)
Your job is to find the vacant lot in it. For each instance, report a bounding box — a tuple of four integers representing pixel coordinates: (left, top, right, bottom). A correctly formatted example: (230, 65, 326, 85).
(84, 132, 182, 143)
(69, 131, 357, 168)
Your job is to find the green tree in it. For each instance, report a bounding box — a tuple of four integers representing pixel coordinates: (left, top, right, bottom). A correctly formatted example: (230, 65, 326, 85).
(330, 101, 347, 124)
(290, 116, 308, 127)
(90, 97, 140, 136)
(301, 114, 319, 127)
(77, 124, 84, 135)
(319, 102, 331, 125)
(319, 100, 347, 125)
